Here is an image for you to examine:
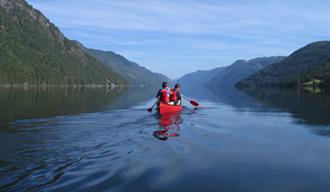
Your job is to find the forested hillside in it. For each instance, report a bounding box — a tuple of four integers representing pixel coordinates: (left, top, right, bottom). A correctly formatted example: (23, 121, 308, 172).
(0, 0, 125, 86)
(237, 41, 330, 88)
(86, 48, 168, 86)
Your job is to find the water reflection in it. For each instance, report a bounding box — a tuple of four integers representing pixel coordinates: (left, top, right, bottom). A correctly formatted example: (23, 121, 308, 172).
(183, 85, 261, 109)
(236, 88, 330, 137)
(0, 87, 157, 130)
(153, 112, 182, 140)
(0, 86, 329, 191)
(238, 88, 330, 125)
(184, 85, 330, 135)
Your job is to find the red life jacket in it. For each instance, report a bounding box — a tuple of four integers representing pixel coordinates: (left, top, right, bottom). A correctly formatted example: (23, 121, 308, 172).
(160, 88, 170, 103)
(170, 89, 178, 101)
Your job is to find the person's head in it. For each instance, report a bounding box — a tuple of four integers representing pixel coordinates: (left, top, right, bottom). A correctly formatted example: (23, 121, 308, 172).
(162, 81, 168, 88)
(174, 83, 181, 91)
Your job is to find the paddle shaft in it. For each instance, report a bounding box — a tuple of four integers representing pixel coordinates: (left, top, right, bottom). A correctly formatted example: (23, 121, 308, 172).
(182, 95, 190, 101)
(148, 97, 160, 112)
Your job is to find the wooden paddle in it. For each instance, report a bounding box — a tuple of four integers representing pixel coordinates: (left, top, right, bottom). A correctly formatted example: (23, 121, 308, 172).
(147, 97, 160, 112)
(182, 95, 199, 107)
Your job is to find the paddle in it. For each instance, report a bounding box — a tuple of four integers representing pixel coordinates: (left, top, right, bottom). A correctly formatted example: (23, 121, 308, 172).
(147, 97, 160, 112)
(182, 95, 199, 107)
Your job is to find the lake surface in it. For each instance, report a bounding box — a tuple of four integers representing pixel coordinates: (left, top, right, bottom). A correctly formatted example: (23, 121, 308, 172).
(0, 87, 329, 192)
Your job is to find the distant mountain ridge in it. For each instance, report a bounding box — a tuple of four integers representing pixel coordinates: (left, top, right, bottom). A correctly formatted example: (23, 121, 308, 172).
(0, 0, 125, 86)
(86, 48, 168, 86)
(177, 67, 224, 87)
(208, 56, 285, 87)
(177, 56, 285, 88)
(237, 41, 330, 88)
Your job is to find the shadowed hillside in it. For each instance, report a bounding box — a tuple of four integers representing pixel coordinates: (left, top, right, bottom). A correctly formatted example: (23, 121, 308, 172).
(237, 41, 330, 88)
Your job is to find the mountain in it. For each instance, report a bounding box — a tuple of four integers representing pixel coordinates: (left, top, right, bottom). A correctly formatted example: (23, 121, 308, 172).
(237, 41, 330, 88)
(177, 67, 224, 87)
(177, 56, 285, 88)
(86, 48, 168, 86)
(208, 56, 285, 87)
(0, 0, 125, 86)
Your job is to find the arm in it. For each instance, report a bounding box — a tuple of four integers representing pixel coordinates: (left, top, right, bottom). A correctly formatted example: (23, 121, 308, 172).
(156, 89, 161, 98)
(177, 92, 182, 100)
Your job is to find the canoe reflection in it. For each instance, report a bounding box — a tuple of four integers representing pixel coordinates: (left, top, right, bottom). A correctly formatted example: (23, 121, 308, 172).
(153, 112, 182, 141)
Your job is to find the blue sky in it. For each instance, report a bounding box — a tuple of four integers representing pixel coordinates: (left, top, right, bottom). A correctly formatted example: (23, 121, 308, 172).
(27, 0, 329, 79)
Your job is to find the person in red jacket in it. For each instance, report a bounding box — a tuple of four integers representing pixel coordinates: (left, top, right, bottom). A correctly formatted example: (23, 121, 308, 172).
(169, 83, 182, 106)
(156, 81, 171, 104)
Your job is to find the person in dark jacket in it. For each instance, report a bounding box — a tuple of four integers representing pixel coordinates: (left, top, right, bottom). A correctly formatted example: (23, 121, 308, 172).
(169, 83, 182, 106)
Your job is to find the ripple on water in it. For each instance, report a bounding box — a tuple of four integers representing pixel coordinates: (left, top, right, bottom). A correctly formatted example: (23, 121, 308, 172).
(1, 99, 330, 192)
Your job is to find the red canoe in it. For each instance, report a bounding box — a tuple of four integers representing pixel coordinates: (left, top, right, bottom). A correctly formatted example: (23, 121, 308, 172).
(158, 102, 183, 115)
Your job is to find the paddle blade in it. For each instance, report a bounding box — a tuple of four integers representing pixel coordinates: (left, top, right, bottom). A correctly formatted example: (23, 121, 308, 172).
(147, 108, 153, 112)
(190, 100, 199, 107)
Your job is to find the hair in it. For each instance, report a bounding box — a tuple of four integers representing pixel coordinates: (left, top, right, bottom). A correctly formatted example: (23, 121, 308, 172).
(162, 81, 168, 88)
(175, 83, 181, 88)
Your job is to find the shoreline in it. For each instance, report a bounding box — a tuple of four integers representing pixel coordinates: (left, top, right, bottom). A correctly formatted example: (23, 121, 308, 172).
(0, 83, 154, 89)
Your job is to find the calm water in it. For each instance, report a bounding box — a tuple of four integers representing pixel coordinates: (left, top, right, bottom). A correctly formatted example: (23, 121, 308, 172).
(0, 87, 329, 192)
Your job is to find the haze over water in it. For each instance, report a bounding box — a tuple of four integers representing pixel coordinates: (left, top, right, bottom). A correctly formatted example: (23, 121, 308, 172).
(0, 87, 329, 192)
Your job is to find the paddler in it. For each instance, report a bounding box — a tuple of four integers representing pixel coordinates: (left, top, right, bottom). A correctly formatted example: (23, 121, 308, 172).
(169, 83, 182, 106)
(156, 81, 171, 104)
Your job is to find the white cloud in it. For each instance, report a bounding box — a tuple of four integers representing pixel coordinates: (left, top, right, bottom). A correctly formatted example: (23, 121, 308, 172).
(28, 0, 329, 35)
